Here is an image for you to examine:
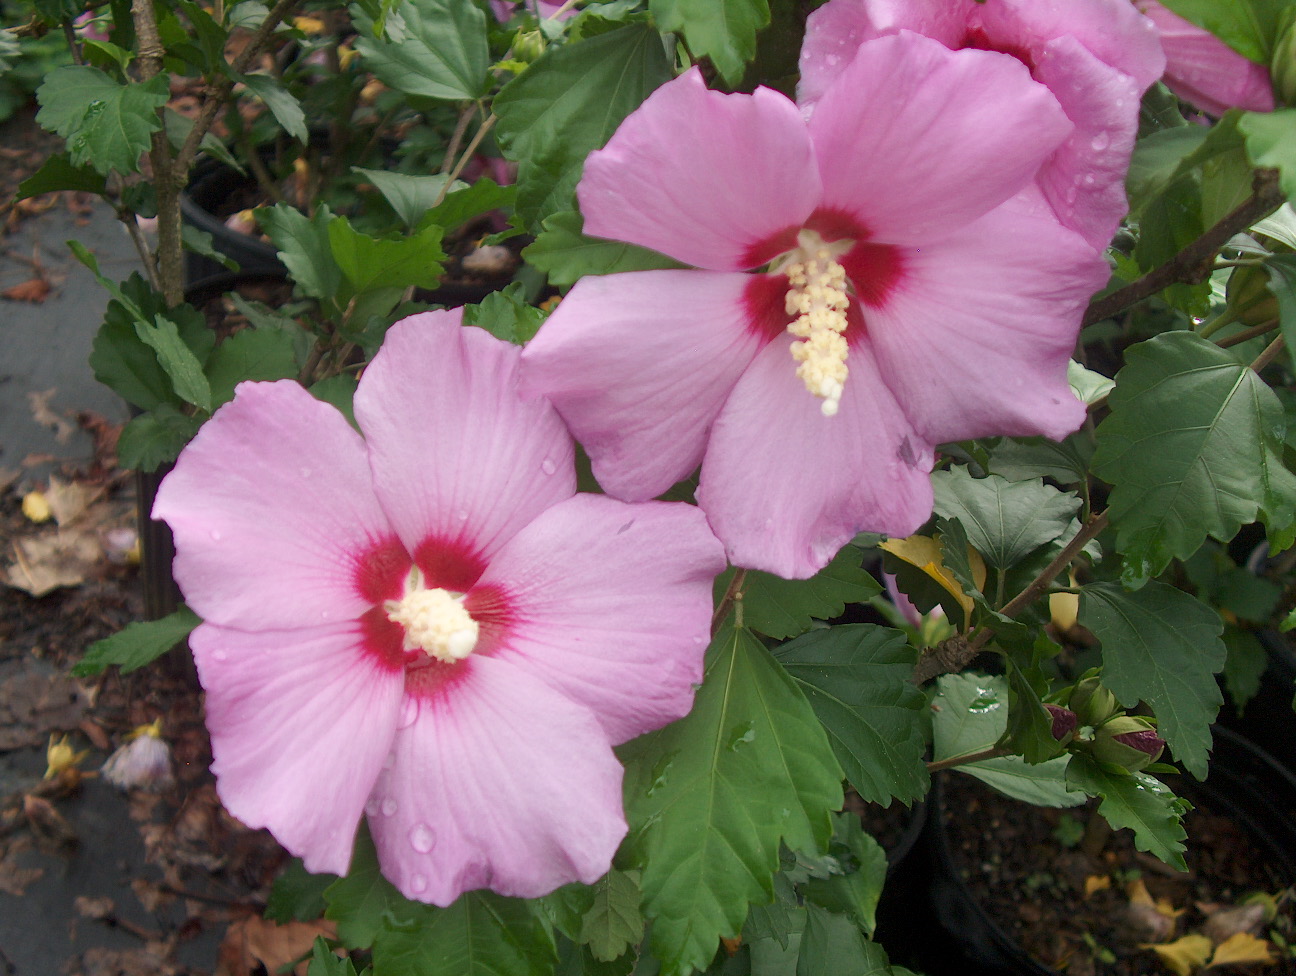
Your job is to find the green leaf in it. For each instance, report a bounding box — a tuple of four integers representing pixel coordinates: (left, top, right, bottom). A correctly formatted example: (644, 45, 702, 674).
(931, 674, 1082, 808)
(1092, 330, 1296, 587)
(773, 625, 928, 806)
(984, 435, 1092, 487)
(35, 66, 168, 175)
(328, 217, 446, 294)
(352, 0, 490, 100)
(523, 211, 684, 286)
(1158, 0, 1284, 63)
(116, 406, 203, 471)
(796, 907, 894, 976)
(355, 168, 463, 229)
(714, 546, 881, 641)
(579, 870, 643, 963)
(494, 25, 672, 230)
(931, 469, 1080, 571)
(1221, 625, 1268, 714)
(164, 107, 244, 175)
(258, 204, 342, 301)
(323, 828, 411, 949)
(307, 937, 359, 976)
(15, 153, 108, 199)
(237, 72, 308, 141)
(799, 815, 887, 938)
(1259, 254, 1296, 375)
(1067, 360, 1114, 405)
(648, 0, 771, 86)
(619, 626, 843, 976)
(71, 606, 200, 677)
(1064, 754, 1188, 870)
(204, 321, 301, 407)
(266, 860, 339, 923)
(181, 224, 238, 272)
(373, 892, 556, 976)
(310, 375, 360, 429)
(135, 315, 213, 412)
(1079, 581, 1226, 778)
(463, 283, 548, 345)
(1241, 109, 1296, 199)
(425, 178, 517, 234)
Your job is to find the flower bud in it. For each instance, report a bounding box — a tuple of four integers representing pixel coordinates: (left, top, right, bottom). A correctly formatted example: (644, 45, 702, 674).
(1091, 716, 1165, 771)
(1068, 673, 1119, 728)
(512, 29, 546, 64)
(1045, 704, 1078, 744)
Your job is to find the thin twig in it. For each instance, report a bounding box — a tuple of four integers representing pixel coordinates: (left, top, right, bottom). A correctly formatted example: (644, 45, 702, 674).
(711, 569, 746, 636)
(926, 746, 1013, 773)
(441, 103, 477, 175)
(434, 113, 497, 208)
(1248, 335, 1285, 374)
(1083, 169, 1285, 327)
(1217, 317, 1279, 349)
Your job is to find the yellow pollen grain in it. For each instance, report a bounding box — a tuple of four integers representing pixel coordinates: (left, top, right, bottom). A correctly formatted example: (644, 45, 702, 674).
(385, 576, 479, 664)
(784, 245, 850, 416)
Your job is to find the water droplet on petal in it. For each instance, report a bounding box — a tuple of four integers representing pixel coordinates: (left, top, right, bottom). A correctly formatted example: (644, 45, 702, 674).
(409, 873, 428, 894)
(364, 797, 380, 816)
(209, 530, 222, 541)
(398, 697, 419, 729)
(1083, 174, 1096, 185)
(212, 649, 227, 661)
(1090, 132, 1111, 151)
(540, 457, 557, 476)
(456, 510, 469, 521)
(381, 797, 398, 816)
(409, 822, 435, 853)
(300, 467, 312, 478)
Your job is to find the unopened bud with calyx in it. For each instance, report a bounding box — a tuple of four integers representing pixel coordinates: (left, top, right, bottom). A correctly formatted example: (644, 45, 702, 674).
(512, 29, 546, 63)
(1044, 704, 1078, 745)
(1090, 716, 1165, 772)
(1066, 671, 1119, 728)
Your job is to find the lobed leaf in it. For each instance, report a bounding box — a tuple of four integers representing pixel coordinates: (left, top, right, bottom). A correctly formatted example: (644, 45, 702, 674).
(72, 607, 200, 677)
(352, 0, 491, 101)
(1064, 754, 1188, 871)
(35, 66, 168, 175)
(523, 211, 684, 286)
(931, 469, 1080, 571)
(648, 0, 771, 86)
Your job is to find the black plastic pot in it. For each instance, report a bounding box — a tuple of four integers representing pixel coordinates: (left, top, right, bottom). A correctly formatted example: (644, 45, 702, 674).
(922, 727, 1296, 976)
(1217, 630, 1296, 775)
(180, 155, 288, 285)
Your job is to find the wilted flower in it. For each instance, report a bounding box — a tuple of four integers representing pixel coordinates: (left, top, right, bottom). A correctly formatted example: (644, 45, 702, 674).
(798, 0, 1166, 251)
(153, 311, 724, 906)
(102, 719, 175, 792)
(44, 733, 89, 779)
(1134, 0, 1275, 115)
(522, 34, 1108, 578)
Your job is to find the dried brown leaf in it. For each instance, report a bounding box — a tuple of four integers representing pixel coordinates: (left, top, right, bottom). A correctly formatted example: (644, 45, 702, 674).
(5, 530, 102, 596)
(215, 915, 337, 976)
(2, 276, 51, 303)
(27, 388, 76, 443)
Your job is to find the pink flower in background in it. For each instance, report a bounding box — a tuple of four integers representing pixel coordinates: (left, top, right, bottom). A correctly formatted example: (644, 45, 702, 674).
(154, 312, 724, 906)
(521, 34, 1109, 579)
(490, 0, 574, 22)
(1134, 0, 1275, 115)
(799, 0, 1165, 251)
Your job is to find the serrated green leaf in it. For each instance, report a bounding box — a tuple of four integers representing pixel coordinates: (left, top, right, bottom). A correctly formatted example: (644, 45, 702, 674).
(773, 625, 927, 806)
(355, 168, 463, 229)
(426, 177, 516, 233)
(619, 626, 843, 976)
(523, 211, 684, 286)
(984, 434, 1092, 487)
(72, 606, 200, 677)
(648, 0, 770, 86)
(35, 66, 167, 175)
(555, 938, 636, 976)
(494, 25, 672, 230)
(116, 406, 203, 471)
(1003, 658, 1063, 765)
(135, 315, 213, 412)
(328, 217, 445, 294)
(1067, 360, 1114, 405)
(323, 828, 411, 949)
(352, 0, 490, 100)
(258, 204, 342, 301)
(307, 937, 359, 976)
(743, 872, 799, 951)
(1261, 253, 1296, 372)
(373, 891, 556, 976)
(796, 906, 893, 976)
(579, 870, 643, 963)
(181, 224, 238, 272)
(463, 282, 548, 345)
(204, 322, 301, 407)
(932, 469, 1080, 571)
(799, 815, 886, 938)
(1241, 108, 1296, 199)
(714, 546, 881, 641)
(15, 153, 107, 199)
(1064, 754, 1188, 870)
(1079, 581, 1225, 778)
(309, 375, 360, 429)
(931, 674, 1082, 808)
(1159, 0, 1283, 63)
(266, 860, 339, 923)
(1092, 331, 1296, 587)
(1222, 626, 1268, 714)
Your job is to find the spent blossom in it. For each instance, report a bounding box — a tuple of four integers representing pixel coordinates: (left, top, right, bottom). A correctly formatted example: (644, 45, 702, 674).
(798, 0, 1166, 251)
(154, 312, 724, 905)
(521, 33, 1109, 578)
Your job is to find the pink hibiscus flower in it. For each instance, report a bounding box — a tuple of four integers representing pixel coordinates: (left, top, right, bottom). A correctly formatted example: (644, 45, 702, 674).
(153, 311, 725, 905)
(520, 33, 1110, 579)
(1134, 0, 1275, 115)
(798, 0, 1165, 251)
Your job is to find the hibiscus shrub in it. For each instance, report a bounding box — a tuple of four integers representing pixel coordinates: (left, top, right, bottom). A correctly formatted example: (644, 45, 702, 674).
(21, 0, 1296, 972)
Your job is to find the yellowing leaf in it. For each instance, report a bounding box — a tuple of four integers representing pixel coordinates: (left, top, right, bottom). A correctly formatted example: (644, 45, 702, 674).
(1144, 934, 1212, 976)
(1085, 874, 1111, 897)
(880, 534, 986, 625)
(1129, 877, 1156, 907)
(1209, 932, 1275, 968)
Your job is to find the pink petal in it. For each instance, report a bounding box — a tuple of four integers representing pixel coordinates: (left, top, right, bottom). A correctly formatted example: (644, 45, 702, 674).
(808, 32, 1072, 244)
(578, 68, 820, 271)
(1032, 35, 1146, 250)
(354, 310, 576, 572)
(191, 622, 404, 876)
(153, 381, 396, 631)
(520, 270, 767, 501)
(798, 0, 964, 111)
(475, 494, 724, 744)
(866, 188, 1109, 445)
(366, 656, 626, 905)
(698, 337, 935, 578)
(1136, 1, 1274, 115)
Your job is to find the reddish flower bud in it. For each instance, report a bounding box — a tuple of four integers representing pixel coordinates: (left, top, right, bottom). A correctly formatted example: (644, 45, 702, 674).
(1045, 704, 1078, 742)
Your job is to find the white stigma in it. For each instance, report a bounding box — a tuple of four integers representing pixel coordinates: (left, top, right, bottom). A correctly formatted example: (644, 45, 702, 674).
(384, 568, 479, 663)
(781, 230, 852, 417)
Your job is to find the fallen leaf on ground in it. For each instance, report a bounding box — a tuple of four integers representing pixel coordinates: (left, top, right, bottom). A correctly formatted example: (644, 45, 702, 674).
(45, 475, 103, 526)
(0, 840, 44, 896)
(0, 657, 88, 749)
(2, 276, 51, 303)
(75, 895, 115, 919)
(215, 915, 337, 976)
(77, 945, 179, 976)
(6, 530, 103, 596)
(1209, 932, 1275, 968)
(28, 388, 77, 443)
(1145, 934, 1213, 976)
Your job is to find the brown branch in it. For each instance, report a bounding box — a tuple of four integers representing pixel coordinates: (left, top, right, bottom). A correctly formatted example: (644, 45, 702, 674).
(1217, 317, 1279, 349)
(1248, 335, 1285, 374)
(711, 569, 746, 637)
(926, 746, 1013, 773)
(1083, 169, 1285, 327)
